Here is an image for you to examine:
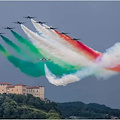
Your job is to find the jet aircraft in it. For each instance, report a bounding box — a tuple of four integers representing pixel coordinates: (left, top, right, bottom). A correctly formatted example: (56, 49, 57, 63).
(13, 21, 26, 24)
(36, 21, 47, 24)
(0, 33, 5, 36)
(61, 32, 69, 35)
(71, 37, 80, 41)
(0, 33, 5, 35)
(38, 57, 50, 62)
(47, 26, 58, 30)
(24, 16, 36, 19)
(4, 27, 15, 30)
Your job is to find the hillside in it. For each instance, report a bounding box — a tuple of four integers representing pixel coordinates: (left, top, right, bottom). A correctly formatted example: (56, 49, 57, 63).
(0, 93, 61, 119)
(57, 102, 120, 119)
(0, 93, 120, 119)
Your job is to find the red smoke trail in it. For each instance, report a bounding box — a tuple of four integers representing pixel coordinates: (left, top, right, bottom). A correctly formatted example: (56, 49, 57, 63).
(55, 30, 102, 60)
(107, 65, 120, 72)
(55, 30, 120, 72)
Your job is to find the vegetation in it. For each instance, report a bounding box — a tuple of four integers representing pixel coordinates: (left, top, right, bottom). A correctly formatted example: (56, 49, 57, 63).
(0, 93, 120, 119)
(57, 102, 120, 119)
(0, 93, 61, 119)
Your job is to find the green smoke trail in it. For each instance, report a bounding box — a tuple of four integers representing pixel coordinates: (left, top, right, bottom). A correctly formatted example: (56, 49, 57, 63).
(10, 30, 82, 75)
(0, 43, 79, 76)
(0, 35, 34, 60)
(11, 30, 42, 57)
(40, 49, 81, 70)
(8, 56, 44, 77)
(8, 56, 78, 76)
(8, 55, 79, 76)
(0, 44, 9, 56)
(44, 61, 79, 76)
(11, 30, 81, 71)
(0, 35, 21, 53)
(0, 43, 44, 76)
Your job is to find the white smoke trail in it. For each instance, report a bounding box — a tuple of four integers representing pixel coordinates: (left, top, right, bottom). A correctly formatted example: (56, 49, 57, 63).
(45, 62, 117, 86)
(31, 19, 58, 39)
(45, 63, 97, 86)
(31, 19, 75, 52)
(31, 19, 86, 55)
(45, 64, 80, 86)
(98, 42, 120, 68)
(21, 24, 90, 66)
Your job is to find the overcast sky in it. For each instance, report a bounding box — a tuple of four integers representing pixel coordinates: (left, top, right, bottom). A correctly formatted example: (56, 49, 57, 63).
(0, 1, 120, 109)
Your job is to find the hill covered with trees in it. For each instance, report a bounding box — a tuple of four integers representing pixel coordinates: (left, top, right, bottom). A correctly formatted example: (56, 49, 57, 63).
(0, 93, 120, 119)
(0, 93, 61, 119)
(57, 102, 120, 119)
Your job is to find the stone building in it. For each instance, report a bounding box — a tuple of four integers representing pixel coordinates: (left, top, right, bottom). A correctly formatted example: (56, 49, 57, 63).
(0, 83, 44, 100)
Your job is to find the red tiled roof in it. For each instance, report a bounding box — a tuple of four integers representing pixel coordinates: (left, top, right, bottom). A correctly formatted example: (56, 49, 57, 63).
(26, 86, 40, 89)
(0, 82, 11, 85)
(26, 86, 32, 89)
(15, 84, 26, 86)
(7, 85, 15, 88)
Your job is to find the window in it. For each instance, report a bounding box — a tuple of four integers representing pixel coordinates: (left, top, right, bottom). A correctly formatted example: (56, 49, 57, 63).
(23, 89, 25, 91)
(36, 90, 38, 92)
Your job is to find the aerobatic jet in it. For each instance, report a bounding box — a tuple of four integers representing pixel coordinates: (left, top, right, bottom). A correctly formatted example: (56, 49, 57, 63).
(4, 27, 15, 30)
(0, 33, 5, 35)
(36, 21, 47, 24)
(38, 57, 50, 62)
(71, 37, 80, 41)
(47, 26, 58, 30)
(13, 21, 26, 24)
(24, 16, 36, 19)
(61, 32, 69, 35)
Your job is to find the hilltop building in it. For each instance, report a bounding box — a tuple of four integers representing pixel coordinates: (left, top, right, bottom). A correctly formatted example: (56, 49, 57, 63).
(0, 82, 44, 100)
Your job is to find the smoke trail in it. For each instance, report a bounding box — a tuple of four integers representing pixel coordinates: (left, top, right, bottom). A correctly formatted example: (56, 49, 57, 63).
(55, 30, 102, 60)
(11, 30, 78, 71)
(45, 64, 96, 86)
(11, 30, 40, 55)
(45, 63, 117, 86)
(0, 44, 9, 56)
(8, 56, 44, 77)
(31, 19, 61, 40)
(0, 43, 44, 76)
(45, 64, 79, 86)
(0, 35, 21, 53)
(0, 35, 41, 61)
(31, 19, 86, 57)
(11, 30, 44, 61)
(2, 20, 119, 85)
(31, 19, 101, 63)
(21, 24, 90, 67)
(7, 55, 79, 77)
(0, 42, 79, 77)
(31, 19, 101, 60)
(8, 56, 80, 77)
(97, 42, 120, 72)
(45, 61, 80, 76)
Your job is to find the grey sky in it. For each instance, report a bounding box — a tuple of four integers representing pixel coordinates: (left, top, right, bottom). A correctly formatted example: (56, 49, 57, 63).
(0, 1, 120, 109)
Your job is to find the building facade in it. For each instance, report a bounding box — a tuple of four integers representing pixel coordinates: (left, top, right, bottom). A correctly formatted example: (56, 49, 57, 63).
(0, 83, 44, 100)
